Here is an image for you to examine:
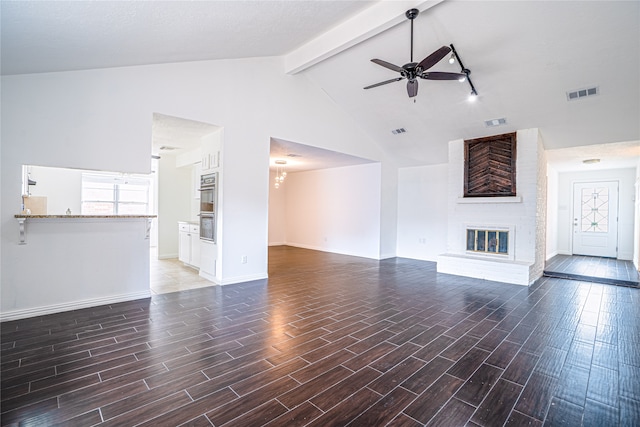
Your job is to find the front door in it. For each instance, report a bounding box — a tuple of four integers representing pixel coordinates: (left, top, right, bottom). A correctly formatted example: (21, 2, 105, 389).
(572, 181, 619, 258)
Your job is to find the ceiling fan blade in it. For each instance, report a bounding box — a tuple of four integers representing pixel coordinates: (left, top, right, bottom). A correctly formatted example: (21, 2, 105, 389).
(417, 46, 451, 71)
(364, 77, 404, 90)
(421, 72, 466, 81)
(371, 59, 405, 73)
(407, 80, 418, 98)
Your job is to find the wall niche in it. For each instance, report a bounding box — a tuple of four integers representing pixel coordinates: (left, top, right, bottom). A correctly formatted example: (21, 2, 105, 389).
(464, 132, 516, 197)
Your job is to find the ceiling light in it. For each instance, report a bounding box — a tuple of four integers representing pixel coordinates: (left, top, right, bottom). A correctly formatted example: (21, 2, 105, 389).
(583, 158, 600, 164)
(274, 160, 287, 189)
(449, 44, 479, 101)
(449, 53, 455, 64)
(458, 76, 466, 82)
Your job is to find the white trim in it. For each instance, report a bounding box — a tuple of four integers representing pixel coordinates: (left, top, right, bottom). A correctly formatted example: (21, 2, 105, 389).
(545, 251, 559, 261)
(218, 273, 269, 286)
(0, 291, 151, 322)
(457, 196, 522, 204)
(285, 242, 383, 260)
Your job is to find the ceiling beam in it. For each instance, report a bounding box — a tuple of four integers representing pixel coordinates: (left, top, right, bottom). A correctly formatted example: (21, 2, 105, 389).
(284, 0, 446, 75)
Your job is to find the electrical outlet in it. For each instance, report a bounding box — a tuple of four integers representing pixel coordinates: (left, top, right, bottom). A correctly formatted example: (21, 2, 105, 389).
(241, 255, 247, 264)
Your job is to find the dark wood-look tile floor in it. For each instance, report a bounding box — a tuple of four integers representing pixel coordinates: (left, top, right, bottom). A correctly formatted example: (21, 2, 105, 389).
(2, 246, 639, 426)
(545, 255, 640, 287)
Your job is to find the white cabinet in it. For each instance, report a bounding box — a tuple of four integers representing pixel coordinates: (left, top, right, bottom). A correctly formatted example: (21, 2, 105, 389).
(201, 131, 221, 174)
(201, 146, 219, 174)
(199, 240, 217, 281)
(178, 222, 200, 268)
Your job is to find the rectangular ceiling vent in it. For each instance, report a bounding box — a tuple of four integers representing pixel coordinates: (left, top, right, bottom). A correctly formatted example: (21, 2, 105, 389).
(566, 86, 599, 101)
(484, 118, 507, 127)
(391, 128, 406, 135)
(159, 145, 178, 151)
(286, 153, 302, 158)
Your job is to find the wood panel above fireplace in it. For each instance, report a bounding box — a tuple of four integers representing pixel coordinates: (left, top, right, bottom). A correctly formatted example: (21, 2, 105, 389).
(464, 132, 516, 197)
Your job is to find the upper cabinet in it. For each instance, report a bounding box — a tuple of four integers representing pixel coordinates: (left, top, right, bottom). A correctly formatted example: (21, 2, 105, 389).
(201, 130, 222, 174)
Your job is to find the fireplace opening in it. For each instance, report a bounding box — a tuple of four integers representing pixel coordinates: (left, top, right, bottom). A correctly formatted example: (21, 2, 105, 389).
(467, 229, 509, 255)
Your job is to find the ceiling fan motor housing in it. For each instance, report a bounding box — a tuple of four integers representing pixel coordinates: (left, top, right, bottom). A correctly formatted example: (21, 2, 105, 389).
(405, 9, 419, 20)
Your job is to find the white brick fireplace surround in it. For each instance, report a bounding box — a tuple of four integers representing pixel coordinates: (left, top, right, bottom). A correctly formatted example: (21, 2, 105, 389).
(437, 129, 547, 286)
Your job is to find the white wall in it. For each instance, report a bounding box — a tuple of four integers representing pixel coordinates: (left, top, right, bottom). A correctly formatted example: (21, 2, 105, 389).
(635, 159, 640, 269)
(396, 164, 448, 261)
(26, 165, 83, 215)
(1, 56, 395, 315)
(283, 163, 382, 259)
(157, 155, 192, 259)
(546, 165, 559, 260)
(268, 169, 287, 246)
(556, 167, 636, 260)
(1, 218, 150, 320)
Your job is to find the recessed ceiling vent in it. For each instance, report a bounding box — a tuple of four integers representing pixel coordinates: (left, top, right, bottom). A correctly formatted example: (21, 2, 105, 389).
(391, 128, 406, 135)
(286, 153, 302, 158)
(159, 145, 178, 151)
(566, 86, 599, 101)
(484, 118, 507, 127)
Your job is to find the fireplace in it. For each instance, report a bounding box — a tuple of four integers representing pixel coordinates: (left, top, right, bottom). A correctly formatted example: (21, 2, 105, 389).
(466, 228, 509, 255)
(464, 224, 514, 259)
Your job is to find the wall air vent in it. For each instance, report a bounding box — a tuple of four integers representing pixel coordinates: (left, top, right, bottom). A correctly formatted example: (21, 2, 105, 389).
(391, 128, 406, 135)
(484, 118, 507, 127)
(566, 86, 599, 101)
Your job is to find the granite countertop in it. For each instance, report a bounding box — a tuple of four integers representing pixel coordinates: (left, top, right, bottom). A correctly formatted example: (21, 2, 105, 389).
(15, 214, 157, 219)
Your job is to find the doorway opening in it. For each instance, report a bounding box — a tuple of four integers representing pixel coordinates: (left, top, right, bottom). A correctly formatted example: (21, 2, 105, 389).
(267, 137, 380, 274)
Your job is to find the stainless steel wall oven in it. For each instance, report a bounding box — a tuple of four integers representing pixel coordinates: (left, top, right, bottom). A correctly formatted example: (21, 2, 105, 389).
(199, 173, 217, 242)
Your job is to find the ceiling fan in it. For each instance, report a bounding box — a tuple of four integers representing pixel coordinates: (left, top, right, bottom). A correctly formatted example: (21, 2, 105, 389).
(364, 8, 467, 98)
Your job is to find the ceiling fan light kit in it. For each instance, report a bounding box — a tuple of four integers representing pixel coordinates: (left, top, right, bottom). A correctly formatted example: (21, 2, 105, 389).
(364, 9, 478, 100)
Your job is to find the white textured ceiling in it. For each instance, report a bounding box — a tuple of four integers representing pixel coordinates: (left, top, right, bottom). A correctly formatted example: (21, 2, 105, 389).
(2, 0, 638, 172)
(0, 0, 374, 75)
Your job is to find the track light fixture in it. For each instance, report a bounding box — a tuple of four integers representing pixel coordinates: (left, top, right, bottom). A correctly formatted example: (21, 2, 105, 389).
(450, 44, 478, 102)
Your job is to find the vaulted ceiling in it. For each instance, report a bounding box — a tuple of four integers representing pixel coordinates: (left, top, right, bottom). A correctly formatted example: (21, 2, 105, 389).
(2, 0, 638, 171)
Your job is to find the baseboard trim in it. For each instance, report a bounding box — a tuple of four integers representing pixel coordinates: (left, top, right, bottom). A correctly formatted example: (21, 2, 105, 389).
(219, 273, 269, 286)
(0, 291, 152, 322)
(285, 243, 381, 260)
(157, 253, 178, 260)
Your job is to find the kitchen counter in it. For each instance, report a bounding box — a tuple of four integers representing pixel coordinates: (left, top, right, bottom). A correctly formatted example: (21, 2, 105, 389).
(14, 214, 156, 244)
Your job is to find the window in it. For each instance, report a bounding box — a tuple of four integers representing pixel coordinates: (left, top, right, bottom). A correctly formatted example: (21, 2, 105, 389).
(82, 173, 151, 215)
(464, 132, 516, 197)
